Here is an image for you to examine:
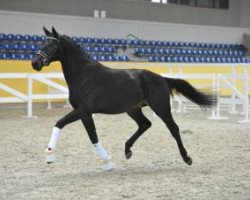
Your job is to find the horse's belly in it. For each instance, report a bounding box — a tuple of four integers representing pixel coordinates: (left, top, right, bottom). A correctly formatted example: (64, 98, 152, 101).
(94, 91, 144, 114)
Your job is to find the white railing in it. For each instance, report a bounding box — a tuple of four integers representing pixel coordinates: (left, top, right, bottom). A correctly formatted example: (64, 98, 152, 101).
(217, 73, 249, 123)
(161, 71, 250, 123)
(162, 73, 215, 113)
(0, 66, 249, 123)
(0, 73, 28, 103)
(0, 73, 68, 117)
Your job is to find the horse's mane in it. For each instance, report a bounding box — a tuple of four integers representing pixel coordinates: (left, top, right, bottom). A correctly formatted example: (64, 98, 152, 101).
(60, 35, 94, 62)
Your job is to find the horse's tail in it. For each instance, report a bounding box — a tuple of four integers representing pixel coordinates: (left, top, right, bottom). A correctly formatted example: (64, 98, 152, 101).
(165, 77, 216, 108)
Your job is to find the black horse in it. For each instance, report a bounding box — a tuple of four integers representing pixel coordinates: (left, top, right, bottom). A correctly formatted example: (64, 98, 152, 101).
(32, 27, 215, 169)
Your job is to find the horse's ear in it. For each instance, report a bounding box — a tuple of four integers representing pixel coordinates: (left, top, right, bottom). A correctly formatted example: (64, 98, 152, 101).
(43, 26, 51, 36)
(51, 26, 59, 38)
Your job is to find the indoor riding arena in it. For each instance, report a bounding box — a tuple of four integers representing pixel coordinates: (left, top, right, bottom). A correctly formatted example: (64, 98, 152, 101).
(0, 1, 250, 200)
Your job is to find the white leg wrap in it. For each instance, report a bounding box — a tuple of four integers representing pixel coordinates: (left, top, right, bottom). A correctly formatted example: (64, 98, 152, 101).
(94, 142, 114, 171)
(45, 127, 61, 163)
(94, 142, 109, 160)
(48, 127, 61, 149)
(45, 148, 56, 163)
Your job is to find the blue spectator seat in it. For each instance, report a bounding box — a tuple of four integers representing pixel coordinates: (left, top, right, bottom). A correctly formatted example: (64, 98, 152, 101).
(78, 37, 87, 44)
(13, 44, 21, 51)
(93, 38, 100, 44)
(11, 53, 20, 60)
(23, 35, 32, 41)
(86, 38, 94, 44)
(4, 44, 13, 50)
(181, 49, 187, 55)
(148, 56, 156, 62)
(170, 49, 176, 54)
(16, 34, 24, 41)
(31, 35, 42, 42)
(2, 53, 12, 59)
(71, 37, 78, 42)
(0, 33, 7, 41)
(7, 34, 16, 41)
(176, 49, 181, 55)
(106, 38, 114, 45)
(184, 57, 190, 62)
(41, 36, 46, 41)
(186, 49, 192, 55)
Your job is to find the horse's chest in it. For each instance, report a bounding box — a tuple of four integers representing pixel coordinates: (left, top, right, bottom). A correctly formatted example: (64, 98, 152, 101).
(68, 86, 96, 108)
(68, 88, 82, 108)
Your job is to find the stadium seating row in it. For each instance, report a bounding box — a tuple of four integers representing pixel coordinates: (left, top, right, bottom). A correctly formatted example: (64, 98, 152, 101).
(0, 44, 116, 54)
(0, 44, 245, 57)
(0, 33, 249, 63)
(134, 47, 245, 57)
(148, 56, 250, 63)
(0, 44, 39, 51)
(1, 52, 250, 63)
(0, 34, 44, 42)
(0, 33, 246, 50)
(0, 53, 129, 62)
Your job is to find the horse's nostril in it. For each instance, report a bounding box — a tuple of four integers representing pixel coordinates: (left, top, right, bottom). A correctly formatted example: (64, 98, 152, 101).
(31, 61, 42, 71)
(32, 61, 38, 69)
(32, 61, 36, 67)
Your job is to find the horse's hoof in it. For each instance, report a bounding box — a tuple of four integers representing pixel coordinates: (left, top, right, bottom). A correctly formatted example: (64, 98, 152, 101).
(125, 150, 132, 160)
(103, 162, 114, 171)
(45, 148, 56, 164)
(103, 158, 114, 171)
(185, 157, 193, 166)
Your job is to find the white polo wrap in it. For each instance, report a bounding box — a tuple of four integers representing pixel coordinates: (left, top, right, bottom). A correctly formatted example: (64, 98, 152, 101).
(94, 142, 109, 160)
(48, 127, 61, 149)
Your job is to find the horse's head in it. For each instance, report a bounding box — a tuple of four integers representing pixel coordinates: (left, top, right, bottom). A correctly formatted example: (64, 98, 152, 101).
(32, 27, 61, 71)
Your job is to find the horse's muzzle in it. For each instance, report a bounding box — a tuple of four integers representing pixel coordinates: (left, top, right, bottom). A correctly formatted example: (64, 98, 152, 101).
(31, 60, 43, 71)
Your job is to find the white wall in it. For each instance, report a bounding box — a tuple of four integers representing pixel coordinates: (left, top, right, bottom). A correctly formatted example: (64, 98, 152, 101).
(240, 0, 250, 28)
(0, 10, 249, 44)
(0, 0, 245, 27)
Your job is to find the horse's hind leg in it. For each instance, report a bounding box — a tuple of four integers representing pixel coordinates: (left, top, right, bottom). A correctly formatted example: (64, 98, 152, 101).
(125, 108, 152, 159)
(147, 94, 192, 165)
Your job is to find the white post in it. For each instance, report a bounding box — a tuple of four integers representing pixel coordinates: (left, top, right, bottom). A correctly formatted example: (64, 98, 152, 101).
(208, 74, 227, 120)
(238, 65, 247, 115)
(176, 65, 184, 113)
(179, 65, 187, 113)
(216, 74, 220, 115)
(208, 74, 217, 119)
(230, 65, 237, 114)
(168, 66, 176, 113)
(47, 100, 52, 110)
(47, 85, 52, 110)
(238, 65, 250, 123)
(27, 74, 33, 117)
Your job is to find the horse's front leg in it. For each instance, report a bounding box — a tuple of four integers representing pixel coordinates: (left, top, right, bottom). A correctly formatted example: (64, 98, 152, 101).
(45, 106, 114, 171)
(81, 115, 114, 171)
(45, 106, 86, 164)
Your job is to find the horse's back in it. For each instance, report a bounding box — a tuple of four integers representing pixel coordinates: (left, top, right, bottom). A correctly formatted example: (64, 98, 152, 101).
(72, 65, 169, 114)
(98, 67, 169, 100)
(84, 68, 145, 114)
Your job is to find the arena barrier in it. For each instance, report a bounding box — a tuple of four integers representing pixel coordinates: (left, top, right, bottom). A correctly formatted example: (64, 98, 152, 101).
(162, 72, 250, 123)
(0, 73, 68, 117)
(0, 64, 249, 122)
(161, 63, 250, 123)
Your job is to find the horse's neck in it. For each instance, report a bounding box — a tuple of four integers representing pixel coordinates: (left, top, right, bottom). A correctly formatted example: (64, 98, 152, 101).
(60, 49, 91, 88)
(59, 39, 102, 89)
